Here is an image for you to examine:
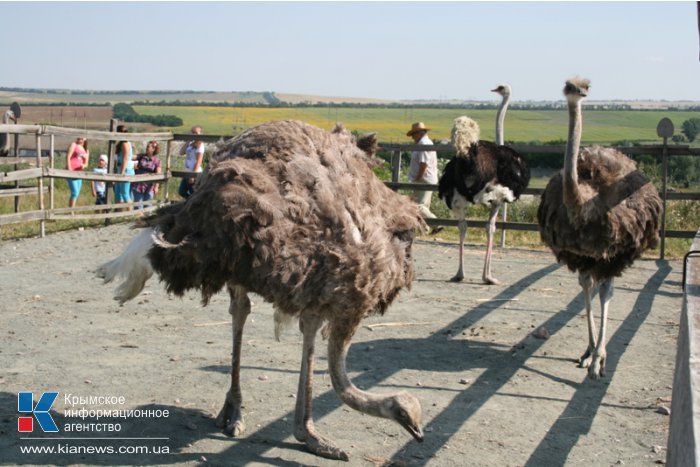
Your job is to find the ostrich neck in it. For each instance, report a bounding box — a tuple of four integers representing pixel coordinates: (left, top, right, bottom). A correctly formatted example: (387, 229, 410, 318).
(495, 94, 510, 146)
(327, 336, 392, 419)
(563, 100, 583, 209)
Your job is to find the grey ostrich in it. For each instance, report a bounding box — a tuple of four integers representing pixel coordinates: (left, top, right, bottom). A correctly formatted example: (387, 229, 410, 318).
(0, 106, 18, 156)
(97, 120, 425, 461)
(537, 78, 661, 379)
(437, 85, 530, 284)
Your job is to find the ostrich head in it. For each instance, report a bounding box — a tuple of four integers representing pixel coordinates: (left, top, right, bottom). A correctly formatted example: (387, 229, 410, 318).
(451, 116, 480, 157)
(384, 391, 424, 442)
(564, 77, 590, 102)
(491, 83, 512, 97)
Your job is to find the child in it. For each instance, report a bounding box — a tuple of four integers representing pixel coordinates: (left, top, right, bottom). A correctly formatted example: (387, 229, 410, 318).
(92, 154, 108, 206)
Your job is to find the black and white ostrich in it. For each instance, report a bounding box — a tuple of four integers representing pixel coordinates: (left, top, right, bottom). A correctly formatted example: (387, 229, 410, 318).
(537, 78, 661, 379)
(437, 85, 530, 284)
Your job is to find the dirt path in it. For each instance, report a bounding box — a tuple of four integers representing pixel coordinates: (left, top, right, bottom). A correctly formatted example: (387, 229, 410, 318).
(0, 224, 681, 466)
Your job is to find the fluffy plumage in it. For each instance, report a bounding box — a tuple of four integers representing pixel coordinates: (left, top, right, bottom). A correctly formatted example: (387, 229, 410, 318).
(538, 145, 661, 280)
(537, 78, 661, 379)
(439, 139, 529, 209)
(438, 110, 530, 284)
(98, 120, 425, 460)
(147, 121, 421, 314)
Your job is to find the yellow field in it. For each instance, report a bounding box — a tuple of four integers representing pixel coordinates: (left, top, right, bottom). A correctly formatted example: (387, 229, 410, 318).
(134, 105, 700, 145)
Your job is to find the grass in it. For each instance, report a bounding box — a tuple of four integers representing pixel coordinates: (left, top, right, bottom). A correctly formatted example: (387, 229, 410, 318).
(2, 159, 695, 258)
(2, 106, 699, 258)
(133, 105, 700, 145)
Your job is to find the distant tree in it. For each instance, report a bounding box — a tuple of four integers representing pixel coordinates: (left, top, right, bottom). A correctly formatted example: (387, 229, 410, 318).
(112, 103, 182, 127)
(672, 134, 687, 144)
(668, 155, 700, 187)
(681, 118, 700, 142)
(113, 103, 138, 121)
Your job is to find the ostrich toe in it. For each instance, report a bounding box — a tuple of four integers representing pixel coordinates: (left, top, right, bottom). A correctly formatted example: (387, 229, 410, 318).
(577, 347, 593, 367)
(587, 353, 606, 380)
(295, 424, 349, 461)
(483, 275, 501, 285)
(449, 273, 464, 283)
(216, 396, 245, 437)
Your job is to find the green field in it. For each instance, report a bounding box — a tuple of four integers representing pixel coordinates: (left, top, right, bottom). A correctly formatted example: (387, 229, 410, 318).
(134, 105, 700, 145)
(2, 103, 699, 257)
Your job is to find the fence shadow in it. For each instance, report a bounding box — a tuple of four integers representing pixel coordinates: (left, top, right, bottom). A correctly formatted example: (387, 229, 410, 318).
(523, 260, 672, 467)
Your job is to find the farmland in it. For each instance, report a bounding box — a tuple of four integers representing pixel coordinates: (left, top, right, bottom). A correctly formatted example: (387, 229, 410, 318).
(133, 105, 700, 144)
(9, 105, 113, 129)
(2, 99, 697, 145)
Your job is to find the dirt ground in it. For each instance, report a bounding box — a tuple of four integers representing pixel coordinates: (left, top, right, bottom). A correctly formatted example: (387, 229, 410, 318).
(0, 224, 682, 466)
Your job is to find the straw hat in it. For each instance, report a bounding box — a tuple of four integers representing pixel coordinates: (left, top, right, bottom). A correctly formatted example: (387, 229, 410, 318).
(406, 122, 431, 136)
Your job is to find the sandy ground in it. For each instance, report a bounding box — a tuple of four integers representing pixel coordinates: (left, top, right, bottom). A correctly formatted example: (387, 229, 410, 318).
(0, 224, 682, 466)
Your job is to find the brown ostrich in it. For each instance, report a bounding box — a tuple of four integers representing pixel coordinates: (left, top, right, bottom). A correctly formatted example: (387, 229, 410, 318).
(537, 78, 662, 379)
(97, 120, 425, 460)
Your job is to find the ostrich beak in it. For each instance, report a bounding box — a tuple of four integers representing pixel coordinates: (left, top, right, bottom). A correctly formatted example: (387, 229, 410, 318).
(491, 87, 499, 93)
(402, 421, 424, 442)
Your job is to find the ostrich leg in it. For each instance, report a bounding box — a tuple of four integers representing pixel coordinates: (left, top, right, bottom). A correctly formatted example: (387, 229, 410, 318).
(589, 278, 613, 380)
(216, 285, 251, 436)
(293, 314, 348, 461)
(482, 204, 501, 285)
(451, 218, 468, 282)
(577, 273, 598, 369)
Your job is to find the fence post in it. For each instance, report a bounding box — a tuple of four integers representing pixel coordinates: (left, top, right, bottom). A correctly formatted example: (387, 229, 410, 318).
(657, 118, 673, 260)
(107, 118, 117, 205)
(660, 138, 668, 260)
(391, 150, 400, 183)
(165, 139, 172, 201)
(13, 133, 19, 213)
(50, 135, 55, 213)
(36, 134, 45, 238)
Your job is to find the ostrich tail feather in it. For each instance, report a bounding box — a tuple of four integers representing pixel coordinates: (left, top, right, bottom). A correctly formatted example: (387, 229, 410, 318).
(273, 308, 294, 342)
(96, 228, 155, 305)
(451, 116, 480, 157)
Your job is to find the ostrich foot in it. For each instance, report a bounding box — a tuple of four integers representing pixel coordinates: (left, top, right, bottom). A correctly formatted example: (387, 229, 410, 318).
(483, 275, 501, 285)
(577, 348, 593, 368)
(449, 273, 464, 283)
(295, 425, 349, 461)
(215, 395, 245, 437)
(587, 353, 606, 380)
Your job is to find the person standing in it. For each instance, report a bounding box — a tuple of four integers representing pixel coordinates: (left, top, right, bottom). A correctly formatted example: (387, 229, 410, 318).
(66, 136, 89, 208)
(178, 125, 205, 199)
(131, 140, 162, 209)
(92, 154, 109, 207)
(406, 122, 439, 220)
(113, 125, 135, 208)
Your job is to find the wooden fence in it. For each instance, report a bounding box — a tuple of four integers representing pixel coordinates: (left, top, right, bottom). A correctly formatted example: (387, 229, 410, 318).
(380, 140, 700, 259)
(1, 124, 699, 259)
(0, 124, 174, 237)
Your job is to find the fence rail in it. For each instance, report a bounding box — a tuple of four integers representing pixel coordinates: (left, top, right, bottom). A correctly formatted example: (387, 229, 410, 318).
(1, 123, 699, 257)
(382, 138, 700, 259)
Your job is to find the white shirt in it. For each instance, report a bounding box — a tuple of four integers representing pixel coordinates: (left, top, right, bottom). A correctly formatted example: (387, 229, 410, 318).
(408, 134, 438, 184)
(185, 141, 205, 172)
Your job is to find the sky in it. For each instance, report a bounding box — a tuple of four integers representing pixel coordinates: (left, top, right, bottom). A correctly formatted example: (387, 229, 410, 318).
(3, 1, 699, 102)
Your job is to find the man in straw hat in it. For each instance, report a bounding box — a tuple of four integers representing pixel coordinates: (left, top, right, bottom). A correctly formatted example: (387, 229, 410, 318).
(406, 122, 440, 223)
